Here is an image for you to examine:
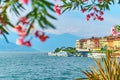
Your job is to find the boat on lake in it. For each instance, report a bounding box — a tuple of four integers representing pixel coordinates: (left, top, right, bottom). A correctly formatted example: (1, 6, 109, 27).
(48, 50, 89, 57)
(48, 52, 57, 56)
(88, 53, 106, 58)
(48, 51, 68, 57)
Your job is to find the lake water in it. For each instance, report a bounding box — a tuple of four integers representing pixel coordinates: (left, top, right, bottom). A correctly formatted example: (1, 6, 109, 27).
(0, 52, 96, 80)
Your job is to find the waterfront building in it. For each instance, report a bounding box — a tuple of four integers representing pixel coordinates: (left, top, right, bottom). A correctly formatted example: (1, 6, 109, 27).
(113, 38, 120, 48)
(76, 40, 81, 50)
(81, 39, 87, 49)
(86, 37, 100, 49)
(107, 38, 114, 50)
(76, 35, 120, 51)
(75, 39, 87, 50)
(99, 38, 108, 48)
(86, 39, 91, 49)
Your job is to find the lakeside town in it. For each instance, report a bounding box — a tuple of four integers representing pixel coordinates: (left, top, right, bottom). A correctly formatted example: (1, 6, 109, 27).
(75, 34, 120, 57)
(48, 34, 120, 58)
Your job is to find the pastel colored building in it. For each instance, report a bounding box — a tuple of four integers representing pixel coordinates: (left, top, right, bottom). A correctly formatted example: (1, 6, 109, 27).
(86, 37, 100, 49)
(75, 40, 81, 50)
(99, 38, 108, 48)
(76, 35, 120, 51)
(113, 38, 120, 48)
(81, 39, 87, 49)
(107, 39, 114, 49)
(75, 39, 87, 50)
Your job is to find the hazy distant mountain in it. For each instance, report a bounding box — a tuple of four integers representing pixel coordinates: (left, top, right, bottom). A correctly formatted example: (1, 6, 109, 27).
(2, 32, 80, 52)
(33, 33, 80, 52)
(0, 39, 38, 52)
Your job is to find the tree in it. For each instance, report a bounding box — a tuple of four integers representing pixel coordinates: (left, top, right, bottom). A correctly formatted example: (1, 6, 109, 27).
(0, 0, 120, 47)
(62, 47, 77, 54)
(54, 48, 61, 53)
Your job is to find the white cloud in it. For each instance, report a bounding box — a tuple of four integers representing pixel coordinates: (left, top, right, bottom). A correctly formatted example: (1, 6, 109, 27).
(44, 12, 120, 38)
(6, 3, 120, 38)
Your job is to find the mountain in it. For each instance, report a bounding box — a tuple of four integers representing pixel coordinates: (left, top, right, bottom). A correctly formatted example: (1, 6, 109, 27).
(0, 39, 38, 52)
(2, 32, 80, 52)
(32, 33, 80, 52)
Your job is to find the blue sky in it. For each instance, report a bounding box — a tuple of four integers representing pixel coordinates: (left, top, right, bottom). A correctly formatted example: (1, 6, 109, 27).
(45, 3, 120, 37)
(3, 1, 120, 52)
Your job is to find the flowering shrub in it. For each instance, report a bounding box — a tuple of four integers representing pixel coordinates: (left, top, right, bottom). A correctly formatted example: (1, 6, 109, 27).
(111, 25, 120, 36)
(0, 0, 120, 47)
(0, 0, 57, 47)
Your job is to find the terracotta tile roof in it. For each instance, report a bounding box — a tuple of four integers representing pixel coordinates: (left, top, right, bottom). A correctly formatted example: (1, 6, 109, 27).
(80, 39, 87, 42)
(79, 36, 120, 42)
(114, 38, 120, 41)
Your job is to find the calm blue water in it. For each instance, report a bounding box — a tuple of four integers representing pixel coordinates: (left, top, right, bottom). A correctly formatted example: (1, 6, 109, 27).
(0, 53, 95, 80)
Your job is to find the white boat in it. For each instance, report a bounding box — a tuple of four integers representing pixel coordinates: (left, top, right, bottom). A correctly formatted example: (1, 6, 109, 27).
(48, 51, 68, 57)
(48, 52, 57, 56)
(56, 51, 68, 57)
(88, 53, 106, 58)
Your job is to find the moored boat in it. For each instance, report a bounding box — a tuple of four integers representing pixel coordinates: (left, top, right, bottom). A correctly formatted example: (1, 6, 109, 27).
(48, 52, 57, 56)
(48, 51, 68, 57)
(88, 53, 106, 58)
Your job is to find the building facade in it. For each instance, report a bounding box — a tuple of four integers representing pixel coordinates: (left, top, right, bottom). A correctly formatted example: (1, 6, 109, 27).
(86, 37, 100, 49)
(75, 40, 80, 50)
(99, 38, 108, 48)
(76, 36, 120, 51)
(113, 38, 120, 48)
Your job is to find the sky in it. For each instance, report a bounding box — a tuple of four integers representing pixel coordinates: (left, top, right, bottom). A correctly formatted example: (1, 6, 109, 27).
(44, 3, 120, 38)
(2, 1, 120, 52)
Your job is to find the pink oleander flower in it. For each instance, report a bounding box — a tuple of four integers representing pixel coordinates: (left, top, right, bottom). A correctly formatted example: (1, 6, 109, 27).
(54, 4, 61, 15)
(99, 11, 104, 15)
(35, 30, 40, 37)
(16, 37, 25, 45)
(0, 30, 2, 34)
(90, 13, 94, 16)
(92, 6, 97, 11)
(81, 8, 86, 13)
(38, 32, 49, 42)
(111, 27, 118, 36)
(113, 31, 118, 36)
(14, 25, 22, 32)
(96, 16, 104, 21)
(99, 17, 104, 21)
(14, 25, 26, 37)
(24, 41, 31, 47)
(16, 37, 32, 47)
(96, 16, 101, 20)
(35, 31, 49, 42)
(86, 14, 90, 21)
(19, 0, 29, 4)
(19, 17, 28, 25)
(18, 30, 26, 37)
(98, 0, 103, 3)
